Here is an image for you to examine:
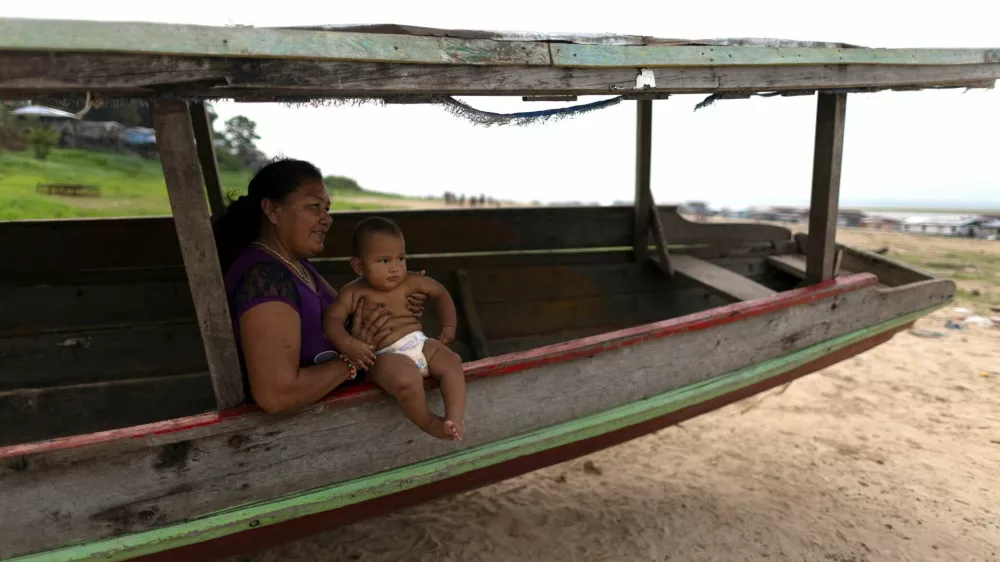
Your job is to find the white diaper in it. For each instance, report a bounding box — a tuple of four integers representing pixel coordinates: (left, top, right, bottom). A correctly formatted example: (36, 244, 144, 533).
(376, 331, 429, 377)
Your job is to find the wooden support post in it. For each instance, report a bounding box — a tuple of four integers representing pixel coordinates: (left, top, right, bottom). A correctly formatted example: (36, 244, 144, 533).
(633, 99, 654, 261)
(188, 101, 227, 222)
(152, 100, 245, 409)
(453, 269, 490, 360)
(648, 202, 674, 276)
(633, 99, 674, 275)
(805, 92, 847, 285)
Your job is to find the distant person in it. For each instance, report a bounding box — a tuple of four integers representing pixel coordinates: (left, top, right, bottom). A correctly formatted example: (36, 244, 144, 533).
(213, 158, 429, 414)
(323, 216, 466, 441)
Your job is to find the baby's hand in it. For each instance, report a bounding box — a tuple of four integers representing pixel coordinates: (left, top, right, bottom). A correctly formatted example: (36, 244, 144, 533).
(342, 337, 376, 369)
(439, 326, 456, 345)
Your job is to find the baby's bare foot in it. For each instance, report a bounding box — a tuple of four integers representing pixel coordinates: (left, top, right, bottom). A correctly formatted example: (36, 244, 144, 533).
(420, 415, 454, 440)
(443, 418, 464, 441)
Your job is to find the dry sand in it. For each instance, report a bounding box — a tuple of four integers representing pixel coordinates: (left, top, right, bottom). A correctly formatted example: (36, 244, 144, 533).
(231, 225, 1000, 562)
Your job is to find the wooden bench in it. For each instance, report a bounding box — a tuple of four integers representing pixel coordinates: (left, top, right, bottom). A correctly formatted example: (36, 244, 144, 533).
(660, 254, 777, 302)
(35, 183, 100, 197)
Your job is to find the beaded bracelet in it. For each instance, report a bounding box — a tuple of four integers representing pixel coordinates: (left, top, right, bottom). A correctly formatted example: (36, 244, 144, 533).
(336, 352, 358, 380)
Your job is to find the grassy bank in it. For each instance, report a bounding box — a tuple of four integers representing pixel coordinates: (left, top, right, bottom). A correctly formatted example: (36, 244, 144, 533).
(0, 149, 400, 220)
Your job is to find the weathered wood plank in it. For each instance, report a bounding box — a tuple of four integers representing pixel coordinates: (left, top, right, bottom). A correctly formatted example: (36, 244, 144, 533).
(452, 269, 489, 360)
(0, 322, 207, 390)
(488, 289, 731, 356)
(0, 259, 650, 338)
(0, 276, 955, 559)
(188, 101, 227, 222)
(0, 207, 791, 277)
(633, 99, 653, 262)
(805, 93, 847, 285)
(649, 201, 675, 276)
(551, 43, 1000, 67)
(669, 254, 777, 302)
(2, 54, 997, 97)
(477, 289, 711, 340)
(0, 372, 215, 447)
(792, 234, 934, 288)
(152, 100, 244, 409)
(0, 19, 551, 65)
(0, 19, 995, 69)
(0, 280, 196, 337)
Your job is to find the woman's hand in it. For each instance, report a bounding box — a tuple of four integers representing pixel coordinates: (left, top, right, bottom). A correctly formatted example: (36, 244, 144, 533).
(349, 298, 392, 359)
(407, 270, 428, 318)
(342, 336, 377, 370)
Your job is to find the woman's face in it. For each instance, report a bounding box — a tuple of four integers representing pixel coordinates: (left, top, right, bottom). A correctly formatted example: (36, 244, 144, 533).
(263, 178, 332, 258)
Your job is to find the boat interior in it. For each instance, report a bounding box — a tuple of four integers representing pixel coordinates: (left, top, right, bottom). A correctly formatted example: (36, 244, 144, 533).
(0, 205, 935, 447)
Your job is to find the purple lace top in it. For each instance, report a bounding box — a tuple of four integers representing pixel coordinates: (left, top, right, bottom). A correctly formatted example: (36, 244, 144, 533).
(224, 246, 341, 370)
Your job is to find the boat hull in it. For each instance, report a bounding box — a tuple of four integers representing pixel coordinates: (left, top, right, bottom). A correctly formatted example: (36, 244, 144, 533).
(1, 274, 952, 561)
(131, 322, 906, 562)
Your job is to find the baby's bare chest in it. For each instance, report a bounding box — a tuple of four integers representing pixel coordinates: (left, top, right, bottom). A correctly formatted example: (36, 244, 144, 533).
(352, 287, 412, 317)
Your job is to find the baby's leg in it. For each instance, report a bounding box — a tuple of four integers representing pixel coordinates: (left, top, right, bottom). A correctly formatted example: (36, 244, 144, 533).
(423, 339, 466, 441)
(369, 354, 450, 440)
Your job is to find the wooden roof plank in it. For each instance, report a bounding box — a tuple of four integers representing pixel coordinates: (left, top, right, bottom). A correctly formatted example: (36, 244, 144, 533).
(0, 18, 998, 69)
(552, 43, 1000, 68)
(1, 53, 997, 99)
(0, 18, 552, 65)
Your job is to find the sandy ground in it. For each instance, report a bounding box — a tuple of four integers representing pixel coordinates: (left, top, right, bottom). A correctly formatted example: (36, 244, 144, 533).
(229, 222, 1000, 562)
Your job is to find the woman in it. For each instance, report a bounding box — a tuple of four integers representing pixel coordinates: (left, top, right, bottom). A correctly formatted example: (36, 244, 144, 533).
(214, 158, 426, 414)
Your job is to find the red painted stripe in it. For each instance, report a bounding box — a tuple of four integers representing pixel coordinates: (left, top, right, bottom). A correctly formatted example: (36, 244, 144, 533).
(0, 273, 876, 460)
(131, 323, 905, 562)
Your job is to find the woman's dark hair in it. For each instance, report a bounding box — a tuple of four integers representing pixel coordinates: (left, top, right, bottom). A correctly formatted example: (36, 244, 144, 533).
(213, 157, 323, 273)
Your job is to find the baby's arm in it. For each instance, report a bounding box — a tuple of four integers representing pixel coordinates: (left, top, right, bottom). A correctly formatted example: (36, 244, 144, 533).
(323, 287, 376, 367)
(412, 275, 458, 344)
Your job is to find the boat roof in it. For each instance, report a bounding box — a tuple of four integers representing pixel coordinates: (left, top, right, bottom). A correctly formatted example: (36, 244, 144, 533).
(0, 17, 998, 101)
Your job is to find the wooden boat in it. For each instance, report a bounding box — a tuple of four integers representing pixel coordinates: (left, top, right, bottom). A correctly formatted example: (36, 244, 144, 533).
(1, 18, 995, 561)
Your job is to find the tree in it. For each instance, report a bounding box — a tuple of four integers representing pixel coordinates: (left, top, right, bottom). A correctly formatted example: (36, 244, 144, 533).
(27, 126, 60, 160)
(223, 115, 260, 160)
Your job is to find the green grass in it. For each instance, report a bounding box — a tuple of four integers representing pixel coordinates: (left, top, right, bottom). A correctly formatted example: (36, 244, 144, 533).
(0, 149, 401, 220)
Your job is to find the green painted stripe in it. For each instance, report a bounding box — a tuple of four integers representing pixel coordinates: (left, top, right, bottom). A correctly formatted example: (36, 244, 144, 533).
(9, 306, 937, 562)
(0, 18, 997, 68)
(552, 44, 1000, 67)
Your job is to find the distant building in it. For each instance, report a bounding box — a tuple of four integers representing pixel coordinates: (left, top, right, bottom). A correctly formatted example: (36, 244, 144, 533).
(979, 219, 1000, 240)
(900, 217, 981, 237)
(836, 209, 866, 227)
(860, 215, 901, 231)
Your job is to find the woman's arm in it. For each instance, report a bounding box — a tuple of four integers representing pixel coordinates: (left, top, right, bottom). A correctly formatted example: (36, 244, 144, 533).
(240, 301, 355, 414)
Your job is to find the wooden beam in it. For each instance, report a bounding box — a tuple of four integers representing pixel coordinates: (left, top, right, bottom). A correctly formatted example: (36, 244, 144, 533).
(633, 99, 653, 262)
(805, 93, 847, 285)
(1, 207, 796, 278)
(151, 100, 245, 409)
(188, 101, 227, 223)
(452, 269, 489, 359)
(1, 54, 998, 98)
(670, 255, 776, 302)
(0, 18, 996, 68)
(552, 43, 1000, 68)
(649, 202, 674, 276)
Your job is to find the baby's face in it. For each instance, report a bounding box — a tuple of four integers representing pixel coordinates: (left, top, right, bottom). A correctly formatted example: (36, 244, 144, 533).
(359, 232, 407, 291)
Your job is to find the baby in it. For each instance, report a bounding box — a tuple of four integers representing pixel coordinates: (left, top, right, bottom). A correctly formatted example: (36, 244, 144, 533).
(324, 216, 466, 441)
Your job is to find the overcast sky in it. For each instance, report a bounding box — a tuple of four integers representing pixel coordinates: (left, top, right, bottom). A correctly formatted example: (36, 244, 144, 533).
(4, 0, 998, 208)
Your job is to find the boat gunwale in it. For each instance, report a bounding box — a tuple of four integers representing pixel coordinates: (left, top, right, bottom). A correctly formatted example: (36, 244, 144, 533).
(0, 272, 880, 460)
